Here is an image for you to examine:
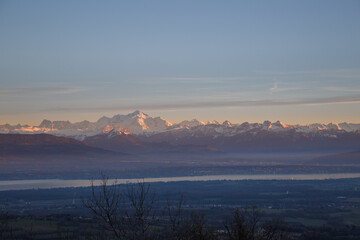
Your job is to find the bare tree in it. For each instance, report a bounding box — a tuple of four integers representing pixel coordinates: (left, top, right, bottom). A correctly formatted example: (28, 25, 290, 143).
(124, 180, 159, 240)
(0, 203, 14, 240)
(166, 195, 185, 240)
(224, 208, 249, 240)
(224, 206, 262, 240)
(82, 175, 289, 240)
(182, 212, 216, 240)
(260, 217, 288, 240)
(224, 207, 288, 240)
(82, 175, 159, 240)
(82, 175, 125, 240)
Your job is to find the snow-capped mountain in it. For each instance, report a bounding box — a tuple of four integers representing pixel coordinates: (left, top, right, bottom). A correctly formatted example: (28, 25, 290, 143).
(96, 110, 172, 134)
(143, 120, 360, 153)
(170, 119, 205, 129)
(0, 111, 172, 138)
(0, 111, 360, 141)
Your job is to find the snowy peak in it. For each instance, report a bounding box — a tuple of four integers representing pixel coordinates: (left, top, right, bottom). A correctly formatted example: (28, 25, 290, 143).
(206, 120, 220, 125)
(0, 111, 173, 137)
(172, 119, 205, 129)
(303, 123, 343, 131)
(39, 119, 53, 129)
(338, 122, 360, 132)
(144, 117, 172, 131)
(102, 125, 114, 134)
(222, 120, 232, 127)
(262, 120, 272, 130)
(327, 122, 342, 131)
(127, 110, 149, 119)
(97, 116, 110, 124)
(273, 121, 285, 128)
(1, 112, 360, 139)
(102, 125, 130, 136)
(273, 121, 295, 129)
(93, 111, 173, 135)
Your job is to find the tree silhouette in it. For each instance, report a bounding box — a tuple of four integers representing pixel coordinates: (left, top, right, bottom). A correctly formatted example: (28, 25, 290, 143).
(83, 175, 289, 240)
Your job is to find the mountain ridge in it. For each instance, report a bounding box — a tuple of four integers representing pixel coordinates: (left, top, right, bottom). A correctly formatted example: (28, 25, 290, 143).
(1, 111, 360, 139)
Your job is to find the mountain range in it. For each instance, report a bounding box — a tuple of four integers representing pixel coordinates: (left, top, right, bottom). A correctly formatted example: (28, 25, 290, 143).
(1, 112, 360, 180)
(1, 110, 360, 139)
(1, 111, 360, 154)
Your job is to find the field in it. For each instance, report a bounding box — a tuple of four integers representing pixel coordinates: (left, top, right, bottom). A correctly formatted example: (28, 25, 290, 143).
(2, 178, 360, 239)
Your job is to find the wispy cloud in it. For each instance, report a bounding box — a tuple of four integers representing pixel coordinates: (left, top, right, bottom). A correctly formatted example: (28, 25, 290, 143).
(0, 87, 88, 96)
(40, 94, 360, 113)
(269, 83, 360, 94)
(269, 83, 304, 93)
(321, 86, 360, 93)
(163, 76, 245, 82)
(135, 76, 252, 85)
(264, 69, 360, 79)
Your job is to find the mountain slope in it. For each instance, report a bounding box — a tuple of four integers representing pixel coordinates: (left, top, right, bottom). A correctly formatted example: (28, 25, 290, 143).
(83, 130, 218, 154)
(0, 133, 118, 156)
(143, 127, 360, 153)
(311, 151, 360, 165)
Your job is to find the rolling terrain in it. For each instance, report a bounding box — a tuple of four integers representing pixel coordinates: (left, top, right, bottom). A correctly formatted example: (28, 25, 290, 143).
(1, 111, 360, 179)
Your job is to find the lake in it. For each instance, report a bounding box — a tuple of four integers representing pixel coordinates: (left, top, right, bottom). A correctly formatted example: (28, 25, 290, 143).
(1, 173, 360, 191)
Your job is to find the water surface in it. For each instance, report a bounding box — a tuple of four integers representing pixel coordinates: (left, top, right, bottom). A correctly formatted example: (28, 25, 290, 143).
(1, 173, 360, 191)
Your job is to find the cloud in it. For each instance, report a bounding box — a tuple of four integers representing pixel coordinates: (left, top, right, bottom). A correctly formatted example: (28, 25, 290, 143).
(0, 87, 88, 95)
(269, 83, 360, 94)
(163, 76, 244, 82)
(264, 68, 360, 79)
(269, 83, 303, 93)
(41, 94, 360, 113)
(321, 86, 360, 93)
(135, 76, 251, 85)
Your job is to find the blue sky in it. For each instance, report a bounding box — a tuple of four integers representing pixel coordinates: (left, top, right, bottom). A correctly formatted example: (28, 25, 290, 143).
(1, 0, 360, 124)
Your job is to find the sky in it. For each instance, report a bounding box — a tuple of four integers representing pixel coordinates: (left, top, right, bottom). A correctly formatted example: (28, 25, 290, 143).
(1, 0, 360, 125)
